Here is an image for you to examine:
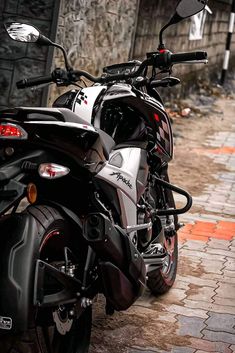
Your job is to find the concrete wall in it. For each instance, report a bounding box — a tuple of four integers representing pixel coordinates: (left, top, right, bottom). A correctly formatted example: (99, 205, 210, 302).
(133, 0, 234, 83)
(0, 0, 60, 109)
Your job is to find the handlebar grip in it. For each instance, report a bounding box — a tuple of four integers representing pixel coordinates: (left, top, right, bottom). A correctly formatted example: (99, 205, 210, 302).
(16, 75, 52, 89)
(171, 51, 207, 63)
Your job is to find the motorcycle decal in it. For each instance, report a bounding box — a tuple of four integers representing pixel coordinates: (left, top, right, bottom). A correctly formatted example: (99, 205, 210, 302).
(110, 172, 133, 189)
(0, 316, 12, 330)
(76, 91, 88, 105)
(73, 86, 106, 124)
(151, 110, 172, 156)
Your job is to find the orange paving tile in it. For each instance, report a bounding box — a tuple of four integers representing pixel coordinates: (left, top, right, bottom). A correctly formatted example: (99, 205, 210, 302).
(207, 146, 235, 154)
(179, 220, 235, 242)
(193, 146, 235, 155)
(178, 232, 209, 242)
(216, 221, 235, 231)
(193, 221, 217, 230)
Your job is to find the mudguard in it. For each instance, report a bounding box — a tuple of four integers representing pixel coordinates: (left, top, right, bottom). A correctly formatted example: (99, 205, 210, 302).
(0, 213, 39, 333)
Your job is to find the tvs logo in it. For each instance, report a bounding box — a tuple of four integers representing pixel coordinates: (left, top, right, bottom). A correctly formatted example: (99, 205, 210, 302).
(110, 172, 133, 189)
(77, 91, 88, 105)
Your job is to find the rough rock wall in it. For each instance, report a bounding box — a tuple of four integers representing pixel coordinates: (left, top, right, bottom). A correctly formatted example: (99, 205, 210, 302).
(0, 0, 60, 109)
(49, 0, 139, 104)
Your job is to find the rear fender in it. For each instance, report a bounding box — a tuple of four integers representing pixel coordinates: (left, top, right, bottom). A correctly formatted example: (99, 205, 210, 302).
(0, 213, 39, 333)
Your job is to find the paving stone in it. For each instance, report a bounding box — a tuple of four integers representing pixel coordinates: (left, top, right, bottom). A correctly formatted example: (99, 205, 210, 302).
(205, 312, 235, 334)
(176, 275, 218, 288)
(205, 248, 235, 259)
(182, 240, 208, 251)
(129, 348, 166, 353)
(171, 348, 196, 353)
(215, 283, 235, 299)
(213, 296, 235, 307)
(229, 345, 235, 352)
(189, 337, 232, 353)
(184, 299, 235, 315)
(154, 288, 187, 305)
(166, 304, 208, 319)
(223, 270, 235, 278)
(207, 238, 232, 250)
(200, 259, 225, 274)
(177, 315, 205, 338)
(179, 249, 225, 262)
(173, 280, 190, 291)
(185, 285, 215, 303)
(202, 330, 235, 345)
(224, 259, 235, 271)
(194, 351, 221, 353)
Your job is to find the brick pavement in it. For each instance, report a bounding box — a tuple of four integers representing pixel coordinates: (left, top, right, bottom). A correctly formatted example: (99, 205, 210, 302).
(90, 100, 235, 353)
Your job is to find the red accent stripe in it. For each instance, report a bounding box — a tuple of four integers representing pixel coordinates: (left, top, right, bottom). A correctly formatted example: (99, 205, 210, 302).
(39, 230, 60, 252)
(154, 113, 160, 122)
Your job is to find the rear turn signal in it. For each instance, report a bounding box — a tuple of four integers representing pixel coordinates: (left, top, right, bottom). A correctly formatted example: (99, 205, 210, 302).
(27, 183, 37, 204)
(0, 123, 28, 139)
(38, 163, 70, 179)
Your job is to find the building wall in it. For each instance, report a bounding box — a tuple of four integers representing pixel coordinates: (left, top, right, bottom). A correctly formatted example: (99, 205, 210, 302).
(1, 0, 234, 108)
(0, 0, 60, 109)
(133, 0, 235, 82)
(49, 0, 139, 104)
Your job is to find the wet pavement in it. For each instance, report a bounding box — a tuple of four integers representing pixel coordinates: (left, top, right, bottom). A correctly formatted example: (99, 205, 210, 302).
(90, 97, 235, 353)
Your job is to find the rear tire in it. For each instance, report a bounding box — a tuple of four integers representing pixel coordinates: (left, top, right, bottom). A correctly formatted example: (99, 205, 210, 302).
(0, 205, 91, 353)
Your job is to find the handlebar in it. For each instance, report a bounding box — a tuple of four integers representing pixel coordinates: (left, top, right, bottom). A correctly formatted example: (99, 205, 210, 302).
(16, 50, 208, 89)
(16, 75, 52, 89)
(171, 51, 207, 63)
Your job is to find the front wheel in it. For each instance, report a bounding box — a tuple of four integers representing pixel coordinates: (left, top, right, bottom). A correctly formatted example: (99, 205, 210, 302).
(147, 232, 178, 295)
(0, 205, 92, 353)
(147, 177, 178, 295)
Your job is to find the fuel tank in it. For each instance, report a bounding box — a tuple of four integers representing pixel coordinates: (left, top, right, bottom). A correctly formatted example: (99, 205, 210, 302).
(69, 84, 173, 164)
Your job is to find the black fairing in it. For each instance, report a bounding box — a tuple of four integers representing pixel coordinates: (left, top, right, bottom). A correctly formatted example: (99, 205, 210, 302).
(0, 213, 39, 333)
(95, 84, 173, 163)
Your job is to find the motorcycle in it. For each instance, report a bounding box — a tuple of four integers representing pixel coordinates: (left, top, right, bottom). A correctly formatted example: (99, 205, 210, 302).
(0, 0, 208, 352)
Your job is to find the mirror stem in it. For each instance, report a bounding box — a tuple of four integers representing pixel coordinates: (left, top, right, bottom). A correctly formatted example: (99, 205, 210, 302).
(158, 24, 168, 50)
(53, 43, 72, 71)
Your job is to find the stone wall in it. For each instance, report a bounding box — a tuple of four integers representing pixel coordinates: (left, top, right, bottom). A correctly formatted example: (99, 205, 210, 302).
(49, 0, 139, 104)
(1, 0, 234, 108)
(0, 0, 60, 109)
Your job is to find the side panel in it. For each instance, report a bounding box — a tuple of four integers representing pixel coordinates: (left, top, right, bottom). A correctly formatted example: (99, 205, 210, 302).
(95, 147, 149, 235)
(96, 147, 144, 204)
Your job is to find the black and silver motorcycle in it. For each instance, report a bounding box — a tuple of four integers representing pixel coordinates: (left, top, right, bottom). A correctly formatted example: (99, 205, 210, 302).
(0, 0, 208, 352)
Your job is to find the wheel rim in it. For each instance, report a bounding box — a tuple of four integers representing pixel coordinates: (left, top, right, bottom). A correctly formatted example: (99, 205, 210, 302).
(161, 235, 176, 277)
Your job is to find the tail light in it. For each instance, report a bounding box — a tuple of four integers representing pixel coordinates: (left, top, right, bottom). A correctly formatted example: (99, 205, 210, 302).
(38, 163, 70, 179)
(0, 123, 28, 139)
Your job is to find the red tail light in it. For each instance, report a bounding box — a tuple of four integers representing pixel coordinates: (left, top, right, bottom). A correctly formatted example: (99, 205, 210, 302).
(0, 123, 27, 139)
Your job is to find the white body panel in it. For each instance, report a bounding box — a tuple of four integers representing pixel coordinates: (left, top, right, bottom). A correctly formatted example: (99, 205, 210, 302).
(72, 86, 106, 124)
(96, 147, 142, 204)
(95, 147, 148, 235)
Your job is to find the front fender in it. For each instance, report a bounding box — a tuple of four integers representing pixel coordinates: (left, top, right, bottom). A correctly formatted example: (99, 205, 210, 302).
(0, 213, 39, 333)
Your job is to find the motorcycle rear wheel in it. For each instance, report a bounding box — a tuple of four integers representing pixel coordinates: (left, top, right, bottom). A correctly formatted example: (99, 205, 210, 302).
(0, 205, 91, 353)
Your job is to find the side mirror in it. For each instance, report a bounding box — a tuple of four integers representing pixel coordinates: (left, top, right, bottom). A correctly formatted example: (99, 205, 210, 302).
(4, 22, 71, 70)
(176, 0, 207, 19)
(159, 0, 208, 49)
(5, 22, 40, 43)
(4, 22, 53, 46)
